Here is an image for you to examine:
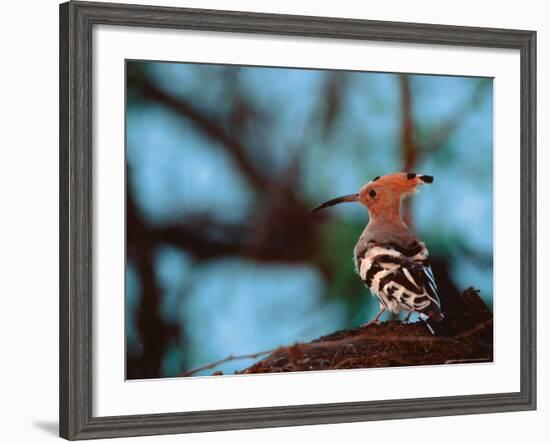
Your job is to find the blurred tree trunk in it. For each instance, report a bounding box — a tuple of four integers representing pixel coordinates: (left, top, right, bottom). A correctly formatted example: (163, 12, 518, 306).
(127, 178, 179, 379)
(398, 74, 418, 228)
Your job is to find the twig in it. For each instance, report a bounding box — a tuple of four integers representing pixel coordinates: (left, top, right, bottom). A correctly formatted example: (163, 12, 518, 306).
(445, 358, 492, 364)
(179, 349, 275, 377)
(454, 318, 493, 339)
(332, 357, 358, 369)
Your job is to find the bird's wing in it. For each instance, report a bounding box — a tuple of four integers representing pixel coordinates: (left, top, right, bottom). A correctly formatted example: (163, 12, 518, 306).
(357, 241, 442, 317)
(397, 259, 441, 309)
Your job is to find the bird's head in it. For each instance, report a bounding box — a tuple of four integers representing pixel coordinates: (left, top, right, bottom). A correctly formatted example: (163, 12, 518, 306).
(311, 172, 433, 219)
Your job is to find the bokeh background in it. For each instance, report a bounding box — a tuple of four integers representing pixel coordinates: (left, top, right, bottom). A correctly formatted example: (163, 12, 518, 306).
(126, 60, 493, 380)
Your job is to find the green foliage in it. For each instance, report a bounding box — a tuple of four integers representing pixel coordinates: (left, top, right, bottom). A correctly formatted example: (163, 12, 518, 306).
(315, 220, 378, 326)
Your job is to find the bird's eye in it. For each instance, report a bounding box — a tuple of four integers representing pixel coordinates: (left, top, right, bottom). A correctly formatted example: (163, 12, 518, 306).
(369, 190, 377, 198)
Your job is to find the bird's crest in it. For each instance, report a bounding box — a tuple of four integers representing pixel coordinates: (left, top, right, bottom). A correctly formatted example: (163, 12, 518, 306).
(311, 172, 434, 218)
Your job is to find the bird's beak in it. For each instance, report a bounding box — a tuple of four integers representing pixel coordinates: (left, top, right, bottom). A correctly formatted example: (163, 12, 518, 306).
(310, 193, 359, 213)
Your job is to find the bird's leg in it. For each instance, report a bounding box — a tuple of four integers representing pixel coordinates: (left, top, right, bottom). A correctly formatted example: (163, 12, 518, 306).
(366, 305, 387, 326)
(403, 310, 413, 323)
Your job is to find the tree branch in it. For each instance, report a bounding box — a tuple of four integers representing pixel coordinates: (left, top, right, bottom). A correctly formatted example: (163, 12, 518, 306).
(235, 287, 492, 375)
(179, 349, 275, 377)
(128, 75, 269, 190)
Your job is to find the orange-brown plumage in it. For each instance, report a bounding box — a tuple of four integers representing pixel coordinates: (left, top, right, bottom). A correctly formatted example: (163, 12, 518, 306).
(357, 172, 432, 221)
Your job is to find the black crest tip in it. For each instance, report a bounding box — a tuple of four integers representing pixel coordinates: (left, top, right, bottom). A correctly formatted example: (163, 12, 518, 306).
(420, 175, 434, 183)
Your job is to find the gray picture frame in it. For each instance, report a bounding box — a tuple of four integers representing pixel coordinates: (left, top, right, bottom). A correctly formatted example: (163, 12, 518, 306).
(59, 1, 537, 439)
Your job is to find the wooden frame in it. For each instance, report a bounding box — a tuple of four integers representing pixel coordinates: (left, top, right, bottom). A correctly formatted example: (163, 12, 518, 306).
(59, 1, 537, 439)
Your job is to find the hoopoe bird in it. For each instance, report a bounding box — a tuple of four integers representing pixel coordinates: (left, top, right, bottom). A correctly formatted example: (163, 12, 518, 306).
(311, 172, 444, 334)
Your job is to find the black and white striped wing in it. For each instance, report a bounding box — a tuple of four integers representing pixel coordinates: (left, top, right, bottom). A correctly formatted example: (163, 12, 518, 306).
(394, 259, 442, 315)
(356, 243, 442, 318)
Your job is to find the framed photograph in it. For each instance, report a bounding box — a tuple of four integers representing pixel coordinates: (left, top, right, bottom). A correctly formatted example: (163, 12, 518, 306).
(59, 1, 536, 439)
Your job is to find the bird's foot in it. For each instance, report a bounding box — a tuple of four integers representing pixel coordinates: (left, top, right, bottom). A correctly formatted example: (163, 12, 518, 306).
(364, 307, 386, 327)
